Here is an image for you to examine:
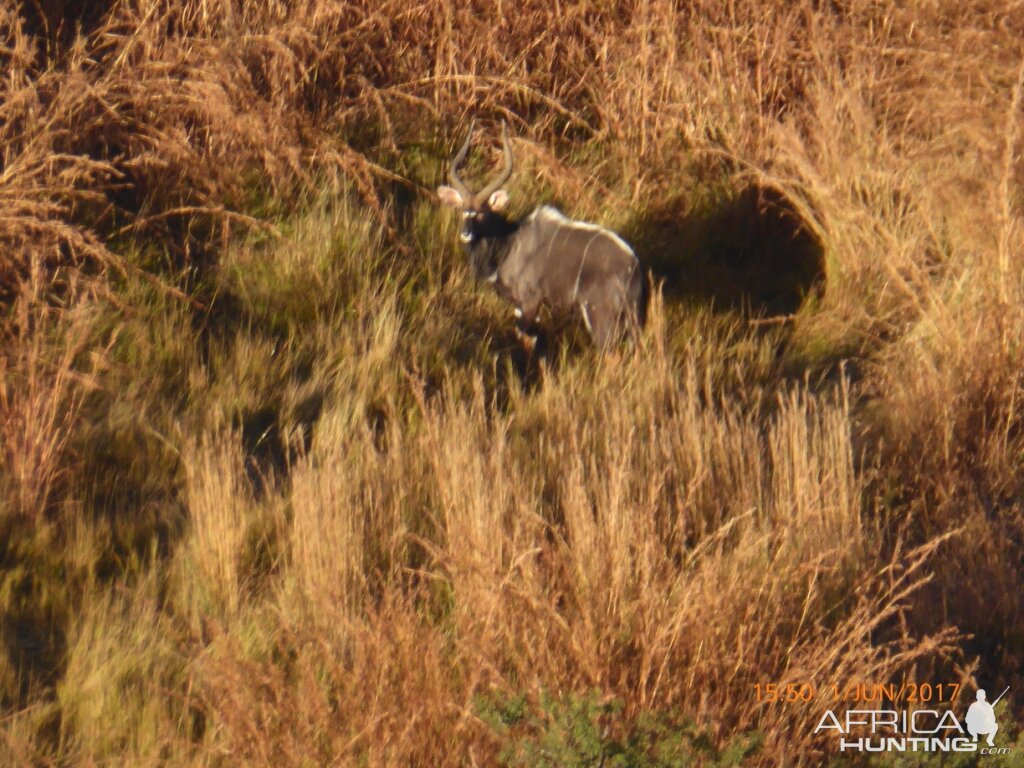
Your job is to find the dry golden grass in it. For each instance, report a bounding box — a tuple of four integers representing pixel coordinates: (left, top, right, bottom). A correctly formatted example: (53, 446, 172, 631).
(1, 0, 1023, 765)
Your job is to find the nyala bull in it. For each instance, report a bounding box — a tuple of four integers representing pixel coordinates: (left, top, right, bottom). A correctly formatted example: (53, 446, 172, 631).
(437, 121, 645, 347)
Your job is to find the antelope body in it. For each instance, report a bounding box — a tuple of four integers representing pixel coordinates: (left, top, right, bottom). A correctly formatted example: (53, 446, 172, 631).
(437, 121, 644, 347)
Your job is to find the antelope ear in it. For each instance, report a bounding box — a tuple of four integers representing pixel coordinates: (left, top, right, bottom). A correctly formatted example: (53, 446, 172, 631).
(487, 189, 509, 212)
(437, 186, 464, 208)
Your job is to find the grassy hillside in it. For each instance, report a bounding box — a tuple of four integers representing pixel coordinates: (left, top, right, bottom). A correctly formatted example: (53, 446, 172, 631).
(2, 1, 1023, 764)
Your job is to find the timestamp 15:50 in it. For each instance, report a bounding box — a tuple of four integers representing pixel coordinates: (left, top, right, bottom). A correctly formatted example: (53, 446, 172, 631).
(753, 682, 961, 704)
(753, 683, 814, 703)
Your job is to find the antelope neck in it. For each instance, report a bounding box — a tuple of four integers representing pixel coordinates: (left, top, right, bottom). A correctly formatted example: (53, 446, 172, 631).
(467, 216, 519, 280)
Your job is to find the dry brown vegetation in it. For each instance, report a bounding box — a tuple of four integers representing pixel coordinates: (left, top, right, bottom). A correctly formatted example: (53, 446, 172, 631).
(2, 0, 1024, 765)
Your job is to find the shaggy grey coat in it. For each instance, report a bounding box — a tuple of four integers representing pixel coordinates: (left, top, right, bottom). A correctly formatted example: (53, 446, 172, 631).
(478, 206, 644, 345)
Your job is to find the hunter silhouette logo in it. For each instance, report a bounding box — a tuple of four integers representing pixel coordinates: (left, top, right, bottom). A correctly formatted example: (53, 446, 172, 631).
(966, 687, 1009, 747)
